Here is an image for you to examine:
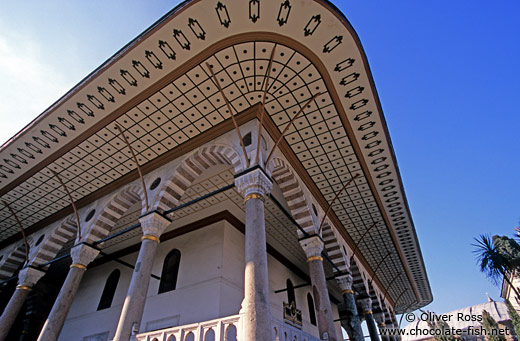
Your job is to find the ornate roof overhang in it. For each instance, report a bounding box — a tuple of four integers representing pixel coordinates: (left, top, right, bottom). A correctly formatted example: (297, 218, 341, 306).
(0, 0, 432, 311)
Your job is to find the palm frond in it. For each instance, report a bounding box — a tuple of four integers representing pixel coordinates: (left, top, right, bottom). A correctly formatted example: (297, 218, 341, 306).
(472, 234, 506, 285)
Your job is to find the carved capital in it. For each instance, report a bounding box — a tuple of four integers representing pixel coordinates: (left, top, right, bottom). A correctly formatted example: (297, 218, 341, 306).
(139, 212, 171, 239)
(359, 297, 373, 314)
(17, 267, 46, 287)
(336, 273, 354, 292)
(234, 168, 272, 199)
(70, 244, 100, 267)
(374, 311, 386, 324)
(299, 235, 324, 260)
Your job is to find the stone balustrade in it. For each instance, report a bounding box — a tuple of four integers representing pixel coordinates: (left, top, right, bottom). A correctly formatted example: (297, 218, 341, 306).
(135, 314, 320, 341)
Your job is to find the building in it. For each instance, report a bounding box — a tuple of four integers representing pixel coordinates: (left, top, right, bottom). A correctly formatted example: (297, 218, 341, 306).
(0, 0, 432, 340)
(402, 300, 516, 341)
(501, 271, 520, 311)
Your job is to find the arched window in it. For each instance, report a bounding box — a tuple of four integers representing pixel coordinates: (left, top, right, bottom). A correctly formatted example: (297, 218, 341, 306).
(159, 249, 181, 294)
(185, 332, 195, 341)
(204, 328, 215, 341)
(307, 293, 317, 326)
(225, 325, 237, 341)
(97, 269, 120, 310)
(286, 279, 295, 306)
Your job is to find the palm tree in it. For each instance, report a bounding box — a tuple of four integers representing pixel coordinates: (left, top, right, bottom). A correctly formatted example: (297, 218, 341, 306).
(472, 234, 520, 300)
(494, 235, 520, 268)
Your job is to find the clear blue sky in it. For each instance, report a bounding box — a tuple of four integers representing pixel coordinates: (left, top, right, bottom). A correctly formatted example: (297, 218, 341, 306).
(0, 0, 519, 318)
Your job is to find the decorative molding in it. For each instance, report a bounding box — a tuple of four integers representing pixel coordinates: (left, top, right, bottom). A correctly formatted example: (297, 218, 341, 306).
(234, 168, 272, 199)
(17, 266, 46, 287)
(299, 235, 323, 259)
(70, 243, 100, 267)
(336, 273, 353, 292)
(139, 212, 171, 239)
(358, 297, 372, 314)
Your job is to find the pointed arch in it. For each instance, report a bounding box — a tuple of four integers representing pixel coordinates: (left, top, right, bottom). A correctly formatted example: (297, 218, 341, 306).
(185, 332, 195, 341)
(28, 217, 77, 267)
(286, 279, 296, 306)
(204, 328, 215, 341)
(154, 144, 244, 212)
(158, 248, 181, 294)
(271, 157, 354, 275)
(321, 222, 350, 274)
(0, 243, 27, 281)
(270, 157, 315, 236)
(307, 292, 317, 326)
(98, 269, 120, 310)
(225, 324, 237, 341)
(84, 184, 145, 244)
(368, 280, 382, 311)
(350, 259, 368, 296)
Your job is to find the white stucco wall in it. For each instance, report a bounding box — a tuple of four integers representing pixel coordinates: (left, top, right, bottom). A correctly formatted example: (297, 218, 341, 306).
(59, 219, 341, 340)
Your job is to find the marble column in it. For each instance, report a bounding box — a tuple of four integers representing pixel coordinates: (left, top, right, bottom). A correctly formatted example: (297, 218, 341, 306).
(374, 311, 389, 341)
(336, 274, 364, 341)
(114, 212, 171, 341)
(235, 168, 273, 340)
(37, 244, 99, 341)
(0, 266, 45, 341)
(385, 320, 396, 341)
(300, 235, 337, 341)
(359, 297, 380, 341)
(390, 314, 401, 341)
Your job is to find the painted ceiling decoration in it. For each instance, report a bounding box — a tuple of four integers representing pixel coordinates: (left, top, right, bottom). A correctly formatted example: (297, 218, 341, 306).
(0, 0, 432, 311)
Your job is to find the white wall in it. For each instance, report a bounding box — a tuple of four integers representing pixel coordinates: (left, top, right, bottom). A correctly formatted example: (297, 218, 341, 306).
(60, 219, 340, 340)
(60, 221, 227, 340)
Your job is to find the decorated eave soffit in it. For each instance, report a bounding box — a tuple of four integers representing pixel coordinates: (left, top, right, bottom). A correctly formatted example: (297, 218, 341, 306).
(0, 0, 432, 310)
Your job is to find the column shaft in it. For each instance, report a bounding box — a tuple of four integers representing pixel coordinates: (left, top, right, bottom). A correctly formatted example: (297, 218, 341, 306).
(379, 325, 390, 341)
(0, 266, 46, 341)
(242, 195, 272, 339)
(342, 291, 364, 341)
(0, 287, 30, 341)
(114, 212, 170, 341)
(235, 168, 273, 340)
(374, 312, 389, 341)
(365, 313, 381, 341)
(301, 236, 337, 341)
(37, 244, 98, 341)
(37, 266, 86, 341)
(307, 258, 337, 341)
(113, 238, 159, 340)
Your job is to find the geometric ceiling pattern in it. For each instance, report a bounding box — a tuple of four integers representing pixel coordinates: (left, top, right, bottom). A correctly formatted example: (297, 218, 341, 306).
(0, 0, 431, 312)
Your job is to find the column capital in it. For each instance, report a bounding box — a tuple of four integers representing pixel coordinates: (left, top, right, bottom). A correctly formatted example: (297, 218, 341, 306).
(374, 311, 386, 324)
(336, 273, 354, 293)
(234, 168, 272, 199)
(139, 212, 171, 240)
(299, 235, 324, 261)
(70, 243, 100, 268)
(17, 266, 46, 288)
(359, 297, 373, 314)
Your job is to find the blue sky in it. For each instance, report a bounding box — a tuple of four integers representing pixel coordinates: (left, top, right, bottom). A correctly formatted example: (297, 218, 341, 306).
(0, 0, 519, 319)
